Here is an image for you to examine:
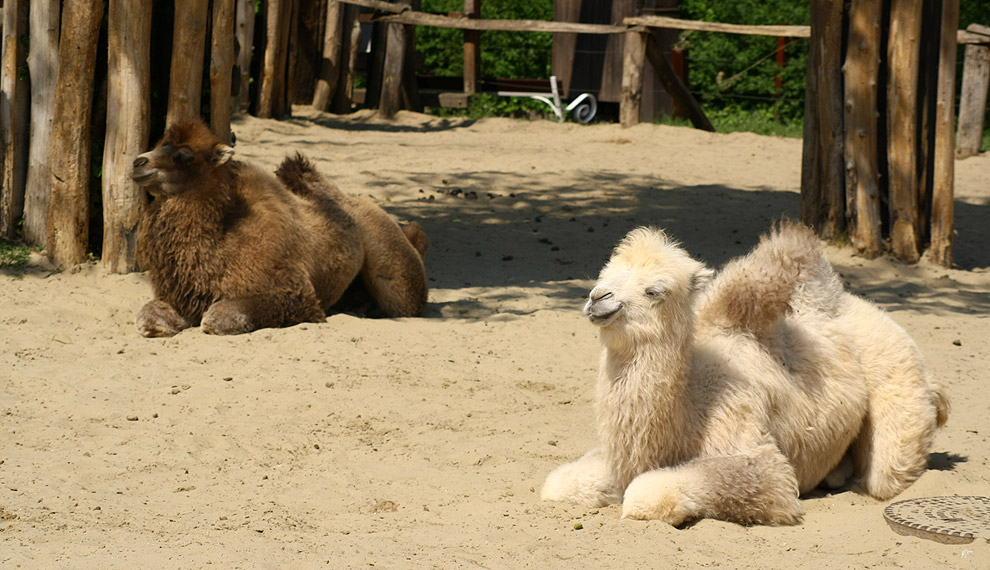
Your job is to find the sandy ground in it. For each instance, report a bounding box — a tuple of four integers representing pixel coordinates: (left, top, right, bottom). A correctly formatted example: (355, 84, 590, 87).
(2, 107, 989, 569)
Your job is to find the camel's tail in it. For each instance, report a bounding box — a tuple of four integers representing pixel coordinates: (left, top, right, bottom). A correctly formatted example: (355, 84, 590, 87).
(699, 219, 843, 335)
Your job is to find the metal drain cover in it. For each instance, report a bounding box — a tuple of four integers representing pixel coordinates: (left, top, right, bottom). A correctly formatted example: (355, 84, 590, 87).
(884, 496, 990, 544)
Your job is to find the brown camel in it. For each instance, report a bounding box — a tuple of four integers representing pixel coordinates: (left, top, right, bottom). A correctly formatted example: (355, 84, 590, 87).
(131, 118, 428, 337)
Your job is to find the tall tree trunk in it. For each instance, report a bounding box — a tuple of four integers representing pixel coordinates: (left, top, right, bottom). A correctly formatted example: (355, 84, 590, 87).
(886, 0, 923, 263)
(167, 0, 209, 125)
(233, 0, 257, 114)
(313, 0, 343, 111)
(800, 0, 845, 239)
(1, 0, 30, 239)
(103, 0, 151, 273)
(930, 0, 961, 267)
(49, 0, 105, 268)
(211, 0, 235, 142)
(842, 0, 882, 256)
(378, 1, 412, 119)
(23, 0, 60, 247)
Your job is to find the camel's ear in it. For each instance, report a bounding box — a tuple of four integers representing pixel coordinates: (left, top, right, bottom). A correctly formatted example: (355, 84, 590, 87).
(691, 267, 714, 292)
(210, 143, 235, 166)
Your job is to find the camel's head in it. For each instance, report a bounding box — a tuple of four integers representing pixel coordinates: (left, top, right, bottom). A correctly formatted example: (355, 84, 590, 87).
(585, 227, 713, 338)
(131, 119, 234, 197)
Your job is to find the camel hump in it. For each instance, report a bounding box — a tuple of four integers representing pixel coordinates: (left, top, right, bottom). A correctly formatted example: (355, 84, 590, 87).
(275, 153, 347, 202)
(700, 219, 843, 334)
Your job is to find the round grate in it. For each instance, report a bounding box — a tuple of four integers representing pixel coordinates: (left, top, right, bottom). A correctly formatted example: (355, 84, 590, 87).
(883, 496, 990, 544)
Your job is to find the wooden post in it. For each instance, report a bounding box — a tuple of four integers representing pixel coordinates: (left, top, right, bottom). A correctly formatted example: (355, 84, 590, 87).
(378, 1, 412, 119)
(167, 0, 209, 125)
(259, 0, 293, 118)
(887, 0, 923, 263)
(233, 0, 257, 114)
(955, 25, 990, 159)
(23, 0, 60, 247)
(211, 0, 235, 142)
(800, 0, 845, 239)
(620, 29, 646, 128)
(842, 0, 883, 256)
(48, 0, 105, 268)
(642, 34, 714, 132)
(1, 0, 30, 239)
(332, 4, 361, 114)
(313, 0, 343, 110)
(930, 0, 961, 267)
(103, 0, 151, 273)
(463, 0, 481, 95)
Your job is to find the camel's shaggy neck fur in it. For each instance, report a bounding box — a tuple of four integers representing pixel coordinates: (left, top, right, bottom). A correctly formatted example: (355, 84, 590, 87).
(590, 229, 709, 490)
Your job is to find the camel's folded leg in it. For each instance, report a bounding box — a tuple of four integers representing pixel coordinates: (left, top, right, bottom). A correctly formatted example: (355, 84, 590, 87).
(541, 447, 621, 508)
(137, 299, 191, 337)
(201, 290, 326, 335)
(621, 445, 802, 526)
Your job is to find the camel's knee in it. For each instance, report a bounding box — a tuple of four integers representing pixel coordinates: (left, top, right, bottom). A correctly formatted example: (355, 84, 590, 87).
(137, 300, 190, 337)
(541, 450, 619, 507)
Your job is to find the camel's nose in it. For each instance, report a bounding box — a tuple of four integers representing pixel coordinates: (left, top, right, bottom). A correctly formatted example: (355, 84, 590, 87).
(590, 287, 613, 303)
(133, 156, 148, 168)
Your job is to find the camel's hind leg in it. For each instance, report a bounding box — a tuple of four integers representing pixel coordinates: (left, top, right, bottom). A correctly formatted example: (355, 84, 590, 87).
(354, 203, 428, 317)
(851, 366, 946, 500)
(621, 444, 802, 526)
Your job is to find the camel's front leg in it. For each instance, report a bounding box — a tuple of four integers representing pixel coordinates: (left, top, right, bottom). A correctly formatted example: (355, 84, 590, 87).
(541, 447, 622, 507)
(137, 299, 191, 337)
(621, 445, 802, 526)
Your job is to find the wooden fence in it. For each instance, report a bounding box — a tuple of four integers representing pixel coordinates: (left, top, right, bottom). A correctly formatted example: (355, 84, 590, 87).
(0, 0, 987, 272)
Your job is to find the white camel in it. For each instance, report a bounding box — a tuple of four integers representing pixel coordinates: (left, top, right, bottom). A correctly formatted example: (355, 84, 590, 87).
(542, 221, 948, 526)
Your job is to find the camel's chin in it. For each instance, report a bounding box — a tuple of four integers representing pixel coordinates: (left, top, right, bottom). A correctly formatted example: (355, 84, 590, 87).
(131, 171, 157, 186)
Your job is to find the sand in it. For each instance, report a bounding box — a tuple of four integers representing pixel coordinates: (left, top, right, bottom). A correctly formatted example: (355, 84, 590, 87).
(2, 107, 988, 569)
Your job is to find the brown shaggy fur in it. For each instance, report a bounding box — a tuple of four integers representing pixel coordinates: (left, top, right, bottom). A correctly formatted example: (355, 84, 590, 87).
(132, 118, 428, 337)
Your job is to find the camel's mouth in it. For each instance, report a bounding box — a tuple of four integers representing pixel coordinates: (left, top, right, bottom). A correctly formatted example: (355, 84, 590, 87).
(131, 169, 158, 185)
(585, 304, 622, 326)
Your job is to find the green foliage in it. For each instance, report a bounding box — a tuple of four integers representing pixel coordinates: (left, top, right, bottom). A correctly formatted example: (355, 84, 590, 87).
(0, 237, 30, 268)
(679, 0, 810, 122)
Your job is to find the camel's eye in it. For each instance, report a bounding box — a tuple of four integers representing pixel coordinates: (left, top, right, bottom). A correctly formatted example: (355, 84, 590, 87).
(174, 147, 195, 166)
(645, 287, 666, 300)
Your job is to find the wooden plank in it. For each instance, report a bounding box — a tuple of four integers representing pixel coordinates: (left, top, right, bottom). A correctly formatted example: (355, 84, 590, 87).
(1, 0, 30, 239)
(955, 43, 989, 158)
(23, 0, 60, 246)
(233, 0, 257, 113)
(643, 33, 714, 131)
(167, 0, 209, 124)
(378, 1, 411, 118)
(626, 15, 810, 38)
(313, 0, 344, 110)
(258, 0, 284, 117)
(601, 0, 637, 102)
(103, 0, 151, 273)
(842, 0, 883, 255)
(211, 0, 236, 142)
(931, 0, 961, 267)
(887, 0, 923, 263)
(620, 30, 646, 127)
(339, 0, 409, 13)
(48, 0, 104, 268)
(799, 0, 845, 240)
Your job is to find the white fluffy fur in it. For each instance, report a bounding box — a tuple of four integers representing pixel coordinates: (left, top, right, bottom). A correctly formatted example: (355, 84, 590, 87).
(542, 221, 948, 526)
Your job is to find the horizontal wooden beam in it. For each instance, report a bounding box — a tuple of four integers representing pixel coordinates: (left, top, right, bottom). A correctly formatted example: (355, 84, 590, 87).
(338, 0, 409, 14)
(377, 11, 626, 34)
(624, 15, 811, 38)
